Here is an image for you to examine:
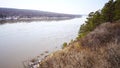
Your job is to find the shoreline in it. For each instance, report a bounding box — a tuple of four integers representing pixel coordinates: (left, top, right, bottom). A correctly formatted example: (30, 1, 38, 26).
(0, 17, 81, 24)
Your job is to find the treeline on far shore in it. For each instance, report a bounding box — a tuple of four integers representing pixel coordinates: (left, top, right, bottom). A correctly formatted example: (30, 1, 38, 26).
(0, 7, 81, 23)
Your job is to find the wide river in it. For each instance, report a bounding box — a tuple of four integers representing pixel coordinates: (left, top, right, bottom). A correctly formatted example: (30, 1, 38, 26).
(0, 17, 86, 68)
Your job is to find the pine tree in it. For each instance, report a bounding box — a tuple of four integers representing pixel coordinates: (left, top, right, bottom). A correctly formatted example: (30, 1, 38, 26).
(114, 0, 120, 21)
(101, 0, 115, 22)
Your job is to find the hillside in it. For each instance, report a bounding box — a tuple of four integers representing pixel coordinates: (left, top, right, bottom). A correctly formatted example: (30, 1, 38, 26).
(78, 0, 120, 38)
(26, 0, 120, 68)
(0, 7, 81, 20)
(37, 22, 120, 68)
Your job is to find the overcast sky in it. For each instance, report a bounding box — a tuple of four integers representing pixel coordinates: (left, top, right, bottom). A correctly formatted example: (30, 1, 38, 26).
(0, 0, 109, 14)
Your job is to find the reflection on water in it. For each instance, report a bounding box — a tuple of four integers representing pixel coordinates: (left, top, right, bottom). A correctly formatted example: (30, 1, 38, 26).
(0, 17, 86, 68)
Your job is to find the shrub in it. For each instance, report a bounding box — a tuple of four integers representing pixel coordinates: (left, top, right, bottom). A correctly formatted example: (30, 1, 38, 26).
(62, 42, 67, 49)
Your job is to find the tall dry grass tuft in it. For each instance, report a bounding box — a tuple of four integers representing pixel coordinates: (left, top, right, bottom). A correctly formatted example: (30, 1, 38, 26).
(39, 22, 120, 68)
(81, 22, 120, 48)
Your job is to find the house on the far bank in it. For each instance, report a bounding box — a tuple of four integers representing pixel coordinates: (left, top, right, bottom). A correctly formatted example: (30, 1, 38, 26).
(0, 16, 19, 20)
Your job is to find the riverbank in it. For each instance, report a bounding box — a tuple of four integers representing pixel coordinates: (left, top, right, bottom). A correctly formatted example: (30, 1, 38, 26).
(34, 22, 120, 68)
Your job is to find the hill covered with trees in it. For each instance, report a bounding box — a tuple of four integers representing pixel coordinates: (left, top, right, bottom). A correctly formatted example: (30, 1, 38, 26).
(0, 7, 81, 21)
(78, 0, 120, 38)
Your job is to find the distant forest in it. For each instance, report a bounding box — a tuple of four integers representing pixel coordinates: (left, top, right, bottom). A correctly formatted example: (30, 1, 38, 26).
(0, 8, 81, 19)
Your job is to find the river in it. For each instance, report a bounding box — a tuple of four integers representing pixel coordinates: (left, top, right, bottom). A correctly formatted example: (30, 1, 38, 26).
(0, 17, 86, 68)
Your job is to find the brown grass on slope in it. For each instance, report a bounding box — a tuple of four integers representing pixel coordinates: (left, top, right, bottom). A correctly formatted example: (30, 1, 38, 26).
(39, 22, 120, 68)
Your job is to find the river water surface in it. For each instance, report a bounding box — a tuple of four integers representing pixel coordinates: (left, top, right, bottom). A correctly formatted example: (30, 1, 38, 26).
(0, 17, 86, 68)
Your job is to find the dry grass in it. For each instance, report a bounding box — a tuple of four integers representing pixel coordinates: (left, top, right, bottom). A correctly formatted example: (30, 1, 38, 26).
(38, 22, 120, 68)
(80, 22, 120, 48)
